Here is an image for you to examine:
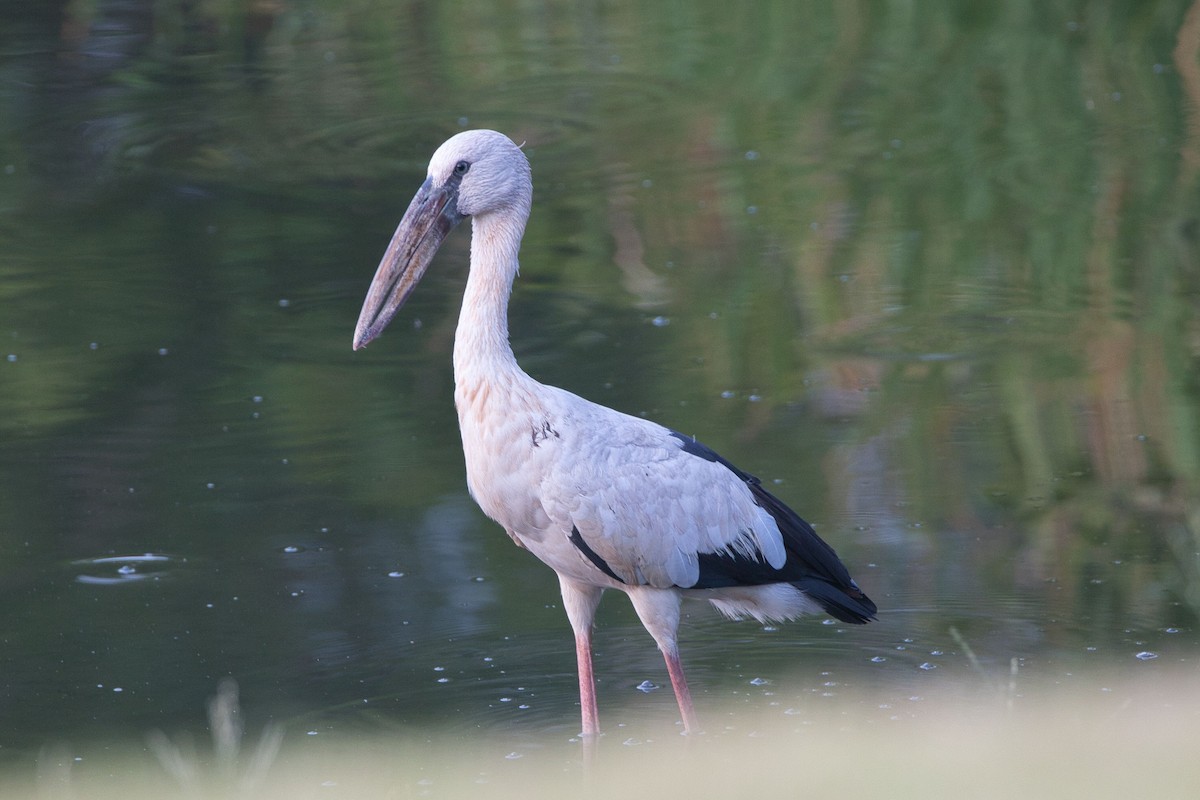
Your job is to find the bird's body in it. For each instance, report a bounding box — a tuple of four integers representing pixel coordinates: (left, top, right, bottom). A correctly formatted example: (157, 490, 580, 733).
(354, 129, 876, 736)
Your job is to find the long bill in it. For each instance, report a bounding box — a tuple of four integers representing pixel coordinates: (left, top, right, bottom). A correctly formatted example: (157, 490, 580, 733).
(352, 176, 465, 350)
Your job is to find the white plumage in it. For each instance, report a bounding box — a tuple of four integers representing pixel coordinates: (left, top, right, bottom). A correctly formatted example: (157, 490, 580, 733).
(353, 129, 876, 736)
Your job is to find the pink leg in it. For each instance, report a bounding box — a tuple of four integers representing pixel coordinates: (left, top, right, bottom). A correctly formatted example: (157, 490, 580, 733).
(558, 576, 604, 738)
(663, 647, 699, 734)
(625, 587, 699, 735)
(575, 628, 600, 737)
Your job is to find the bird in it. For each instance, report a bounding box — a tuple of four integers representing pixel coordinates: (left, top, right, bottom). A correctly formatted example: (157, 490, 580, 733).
(352, 129, 876, 737)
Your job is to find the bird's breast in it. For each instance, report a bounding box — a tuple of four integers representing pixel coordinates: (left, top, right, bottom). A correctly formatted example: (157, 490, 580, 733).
(454, 375, 562, 543)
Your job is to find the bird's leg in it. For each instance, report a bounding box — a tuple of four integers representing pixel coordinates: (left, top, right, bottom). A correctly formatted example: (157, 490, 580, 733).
(574, 626, 599, 737)
(627, 587, 700, 734)
(558, 576, 604, 738)
(662, 646, 699, 735)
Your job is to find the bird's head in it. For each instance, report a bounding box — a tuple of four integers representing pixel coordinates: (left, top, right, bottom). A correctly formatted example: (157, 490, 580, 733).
(428, 129, 531, 218)
(352, 129, 531, 350)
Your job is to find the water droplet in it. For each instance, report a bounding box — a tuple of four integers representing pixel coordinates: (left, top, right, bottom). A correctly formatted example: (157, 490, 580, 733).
(499, 697, 512, 703)
(6, 354, 16, 362)
(651, 316, 669, 327)
(89, 342, 99, 350)
(433, 666, 445, 672)
(869, 656, 887, 663)
(306, 730, 319, 736)
(518, 704, 530, 710)
(278, 298, 290, 308)
(504, 752, 522, 760)
(720, 390, 735, 399)
(113, 687, 123, 693)
(1164, 628, 1180, 634)
(745, 150, 759, 160)
(749, 677, 770, 686)
(746, 205, 757, 215)
(1135, 651, 1158, 660)
(252, 395, 263, 404)
(157, 348, 169, 356)
(436, 677, 449, 684)
(282, 545, 301, 554)
(117, 565, 136, 575)
(918, 662, 936, 671)
(747, 394, 762, 403)
(388, 571, 405, 578)
(635, 680, 659, 693)
(205, 482, 215, 490)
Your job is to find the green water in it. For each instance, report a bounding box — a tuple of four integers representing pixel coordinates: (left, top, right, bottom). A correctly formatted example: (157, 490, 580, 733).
(2, 0, 1198, 767)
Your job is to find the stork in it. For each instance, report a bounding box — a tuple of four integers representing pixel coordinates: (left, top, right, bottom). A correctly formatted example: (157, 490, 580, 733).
(353, 130, 876, 737)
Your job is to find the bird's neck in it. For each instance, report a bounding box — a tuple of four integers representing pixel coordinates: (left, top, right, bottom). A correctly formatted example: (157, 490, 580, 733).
(453, 212, 527, 390)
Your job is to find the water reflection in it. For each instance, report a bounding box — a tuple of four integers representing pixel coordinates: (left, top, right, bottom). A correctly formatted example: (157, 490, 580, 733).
(1, 0, 1198, 768)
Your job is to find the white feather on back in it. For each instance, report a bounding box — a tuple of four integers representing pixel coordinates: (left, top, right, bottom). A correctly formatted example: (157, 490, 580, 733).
(504, 385, 789, 589)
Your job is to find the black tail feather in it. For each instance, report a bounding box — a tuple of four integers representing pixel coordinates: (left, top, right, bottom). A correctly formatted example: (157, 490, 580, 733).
(793, 578, 877, 624)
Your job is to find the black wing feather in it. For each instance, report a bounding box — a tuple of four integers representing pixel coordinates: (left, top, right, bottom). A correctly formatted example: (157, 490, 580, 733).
(669, 431, 877, 624)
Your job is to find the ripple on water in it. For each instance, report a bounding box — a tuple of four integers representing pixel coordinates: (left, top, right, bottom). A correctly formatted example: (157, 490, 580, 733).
(71, 553, 182, 585)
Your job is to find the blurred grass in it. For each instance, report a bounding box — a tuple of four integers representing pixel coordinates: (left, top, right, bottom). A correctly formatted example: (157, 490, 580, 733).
(7, 671, 1198, 800)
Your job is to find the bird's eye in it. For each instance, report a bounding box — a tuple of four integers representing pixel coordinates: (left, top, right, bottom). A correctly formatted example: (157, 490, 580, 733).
(454, 161, 470, 176)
